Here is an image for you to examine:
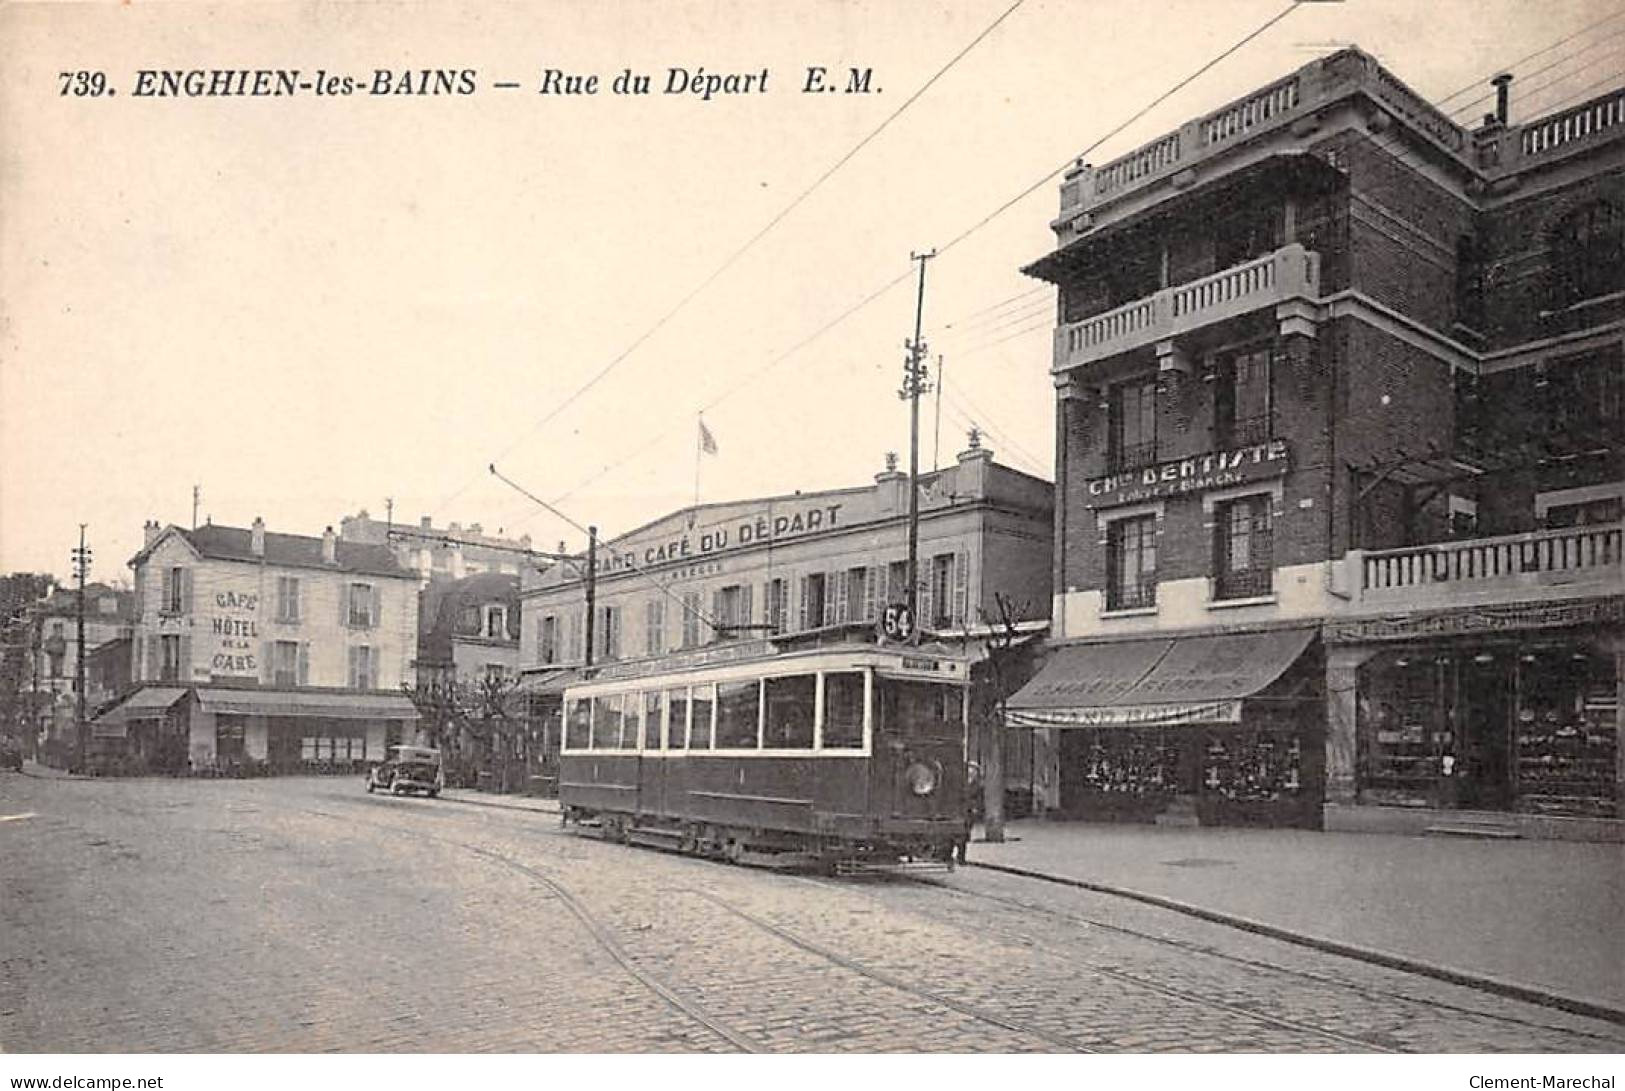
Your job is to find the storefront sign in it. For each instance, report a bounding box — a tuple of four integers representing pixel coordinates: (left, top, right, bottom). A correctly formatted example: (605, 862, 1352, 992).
(599, 503, 845, 574)
(1085, 439, 1290, 508)
(209, 585, 260, 677)
(1009, 699, 1244, 728)
(1325, 595, 1625, 643)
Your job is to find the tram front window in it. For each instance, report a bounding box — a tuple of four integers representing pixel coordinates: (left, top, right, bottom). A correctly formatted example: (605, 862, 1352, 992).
(765, 675, 814, 749)
(823, 671, 864, 749)
(880, 679, 963, 736)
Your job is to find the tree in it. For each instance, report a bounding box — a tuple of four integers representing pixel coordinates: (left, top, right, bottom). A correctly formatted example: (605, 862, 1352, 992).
(0, 573, 57, 743)
(975, 592, 1030, 844)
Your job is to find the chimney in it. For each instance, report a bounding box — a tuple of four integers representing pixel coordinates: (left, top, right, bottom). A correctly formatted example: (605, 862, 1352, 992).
(143, 520, 161, 547)
(956, 428, 994, 496)
(420, 515, 432, 530)
(1492, 72, 1512, 125)
(469, 523, 483, 536)
(250, 517, 265, 557)
(874, 451, 906, 512)
(322, 526, 337, 564)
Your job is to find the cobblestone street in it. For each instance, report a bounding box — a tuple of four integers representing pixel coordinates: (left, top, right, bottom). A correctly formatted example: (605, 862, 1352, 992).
(3, 772, 1622, 1054)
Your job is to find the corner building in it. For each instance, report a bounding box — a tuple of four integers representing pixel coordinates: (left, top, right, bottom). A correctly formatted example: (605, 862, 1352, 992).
(1015, 48, 1623, 837)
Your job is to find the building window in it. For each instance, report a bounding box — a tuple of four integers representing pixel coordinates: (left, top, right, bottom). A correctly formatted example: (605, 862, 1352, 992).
(645, 600, 665, 656)
(484, 605, 507, 639)
(1213, 202, 1283, 270)
(1214, 345, 1273, 447)
(1545, 496, 1622, 529)
(348, 645, 375, 689)
(681, 592, 702, 648)
(845, 567, 870, 623)
(160, 635, 183, 682)
(764, 579, 788, 635)
(929, 555, 954, 629)
(887, 560, 908, 606)
(1109, 377, 1158, 473)
(1456, 235, 1486, 332)
(1549, 201, 1624, 309)
(801, 573, 827, 630)
(273, 641, 300, 688)
(539, 615, 558, 665)
(276, 576, 301, 623)
(50, 620, 65, 640)
(48, 651, 64, 678)
(1214, 495, 1274, 600)
(599, 605, 621, 661)
(347, 583, 375, 628)
(1107, 514, 1158, 610)
(713, 584, 750, 637)
(161, 566, 188, 615)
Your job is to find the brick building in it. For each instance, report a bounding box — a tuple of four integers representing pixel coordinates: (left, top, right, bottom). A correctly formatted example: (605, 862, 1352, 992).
(1012, 48, 1622, 837)
(99, 518, 420, 773)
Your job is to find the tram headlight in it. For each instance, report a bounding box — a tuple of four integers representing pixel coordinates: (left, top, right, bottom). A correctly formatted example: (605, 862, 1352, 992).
(905, 760, 939, 797)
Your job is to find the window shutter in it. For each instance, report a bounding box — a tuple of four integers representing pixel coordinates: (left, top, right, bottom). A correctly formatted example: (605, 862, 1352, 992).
(864, 565, 879, 621)
(797, 576, 809, 630)
(179, 635, 192, 681)
(182, 569, 193, 614)
(710, 589, 723, 638)
(298, 643, 310, 686)
(347, 646, 357, 689)
(835, 572, 849, 624)
(262, 641, 274, 685)
(161, 568, 174, 613)
(919, 564, 935, 631)
(822, 573, 837, 626)
(341, 584, 351, 628)
(953, 550, 970, 626)
(740, 584, 753, 629)
(371, 585, 382, 630)
(137, 635, 149, 682)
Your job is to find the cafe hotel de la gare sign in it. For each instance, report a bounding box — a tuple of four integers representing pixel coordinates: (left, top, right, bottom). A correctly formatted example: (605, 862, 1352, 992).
(1085, 439, 1290, 508)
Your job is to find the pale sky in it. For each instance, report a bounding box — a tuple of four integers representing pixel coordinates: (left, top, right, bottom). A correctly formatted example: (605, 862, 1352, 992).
(2, 0, 1619, 583)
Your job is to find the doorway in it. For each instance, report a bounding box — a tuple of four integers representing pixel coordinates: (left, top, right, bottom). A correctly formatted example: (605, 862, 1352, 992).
(1455, 651, 1513, 810)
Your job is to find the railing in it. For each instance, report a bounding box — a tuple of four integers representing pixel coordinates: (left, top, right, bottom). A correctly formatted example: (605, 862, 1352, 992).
(1057, 244, 1319, 369)
(1357, 523, 1622, 600)
(1519, 90, 1625, 158)
(1215, 565, 1273, 601)
(1095, 132, 1182, 198)
(1201, 76, 1300, 147)
(1108, 441, 1159, 475)
(1106, 581, 1157, 612)
(1369, 65, 1466, 152)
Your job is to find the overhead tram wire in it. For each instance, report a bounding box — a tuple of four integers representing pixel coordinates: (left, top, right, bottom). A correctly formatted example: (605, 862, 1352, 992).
(540, 2, 1318, 511)
(487, 463, 721, 634)
(434, 0, 1029, 514)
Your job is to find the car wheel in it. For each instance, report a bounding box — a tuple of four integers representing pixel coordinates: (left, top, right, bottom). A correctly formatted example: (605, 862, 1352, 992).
(366, 782, 375, 794)
(427, 789, 439, 798)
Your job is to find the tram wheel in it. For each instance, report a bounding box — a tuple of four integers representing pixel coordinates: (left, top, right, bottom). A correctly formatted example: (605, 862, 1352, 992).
(724, 838, 745, 865)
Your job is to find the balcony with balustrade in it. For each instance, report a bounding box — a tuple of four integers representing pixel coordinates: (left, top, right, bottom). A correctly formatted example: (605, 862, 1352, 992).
(1052, 243, 1321, 373)
(1337, 521, 1623, 615)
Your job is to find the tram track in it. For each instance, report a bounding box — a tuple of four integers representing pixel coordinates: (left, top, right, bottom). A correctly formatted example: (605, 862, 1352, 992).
(811, 869, 1622, 1050)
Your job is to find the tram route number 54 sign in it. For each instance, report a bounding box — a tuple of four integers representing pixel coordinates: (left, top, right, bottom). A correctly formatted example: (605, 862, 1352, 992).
(879, 603, 915, 644)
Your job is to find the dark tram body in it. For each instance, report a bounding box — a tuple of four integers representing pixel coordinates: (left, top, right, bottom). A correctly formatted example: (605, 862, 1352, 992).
(559, 644, 969, 868)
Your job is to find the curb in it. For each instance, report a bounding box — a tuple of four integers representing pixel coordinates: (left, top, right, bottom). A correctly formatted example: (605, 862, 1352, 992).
(439, 792, 561, 818)
(967, 859, 1625, 1027)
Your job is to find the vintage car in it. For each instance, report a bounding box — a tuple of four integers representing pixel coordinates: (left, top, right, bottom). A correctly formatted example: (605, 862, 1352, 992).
(366, 745, 444, 798)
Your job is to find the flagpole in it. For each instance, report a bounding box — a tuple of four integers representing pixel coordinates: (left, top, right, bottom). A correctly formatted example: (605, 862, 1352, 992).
(693, 415, 703, 513)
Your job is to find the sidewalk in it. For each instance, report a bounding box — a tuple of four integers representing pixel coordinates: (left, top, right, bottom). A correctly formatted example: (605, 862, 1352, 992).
(439, 787, 560, 816)
(968, 818, 1624, 1018)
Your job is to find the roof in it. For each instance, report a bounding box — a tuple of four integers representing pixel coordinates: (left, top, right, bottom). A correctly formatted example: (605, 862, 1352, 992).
(134, 524, 413, 579)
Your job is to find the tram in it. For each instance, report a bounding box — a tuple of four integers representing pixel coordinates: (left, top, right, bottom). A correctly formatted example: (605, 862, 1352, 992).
(558, 642, 970, 869)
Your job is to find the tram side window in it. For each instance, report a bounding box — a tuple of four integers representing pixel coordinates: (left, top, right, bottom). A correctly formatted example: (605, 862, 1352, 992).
(823, 671, 865, 749)
(764, 675, 815, 749)
(667, 688, 691, 749)
(644, 691, 663, 749)
(591, 695, 623, 750)
(621, 692, 642, 750)
(716, 680, 760, 749)
(565, 699, 591, 751)
(689, 685, 715, 749)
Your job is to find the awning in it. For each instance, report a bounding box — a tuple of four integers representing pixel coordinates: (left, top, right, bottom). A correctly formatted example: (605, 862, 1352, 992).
(518, 668, 580, 696)
(1007, 627, 1315, 728)
(195, 688, 419, 721)
(93, 686, 188, 728)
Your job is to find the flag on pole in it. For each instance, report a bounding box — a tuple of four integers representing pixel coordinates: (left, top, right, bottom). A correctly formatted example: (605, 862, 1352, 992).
(698, 417, 718, 456)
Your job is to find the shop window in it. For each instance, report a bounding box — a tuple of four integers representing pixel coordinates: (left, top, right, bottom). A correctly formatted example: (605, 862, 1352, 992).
(764, 676, 815, 749)
(1109, 378, 1159, 474)
(1548, 201, 1624, 309)
(715, 680, 761, 749)
(822, 671, 865, 749)
(1077, 728, 1180, 798)
(644, 600, 665, 656)
(1213, 345, 1273, 448)
(216, 716, 246, 763)
(1360, 656, 1453, 795)
(1514, 648, 1617, 818)
(1106, 514, 1158, 611)
(1203, 731, 1302, 801)
(1214, 495, 1273, 599)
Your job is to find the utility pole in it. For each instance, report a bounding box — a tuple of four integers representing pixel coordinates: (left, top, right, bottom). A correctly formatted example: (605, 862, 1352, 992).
(933, 354, 945, 473)
(71, 525, 91, 772)
(583, 526, 598, 668)
(900, 249, 935, 642)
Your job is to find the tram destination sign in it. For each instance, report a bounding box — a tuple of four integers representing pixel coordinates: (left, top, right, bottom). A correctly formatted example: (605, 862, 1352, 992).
(1085, 439, 1290, 508)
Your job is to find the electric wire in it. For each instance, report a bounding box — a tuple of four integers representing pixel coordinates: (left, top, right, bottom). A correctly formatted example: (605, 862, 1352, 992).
(435, 0, 1029, 513)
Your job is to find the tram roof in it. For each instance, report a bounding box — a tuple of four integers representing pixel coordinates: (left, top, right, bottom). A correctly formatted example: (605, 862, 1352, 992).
(561, 641, 972, 694)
